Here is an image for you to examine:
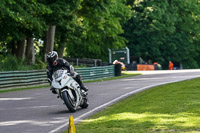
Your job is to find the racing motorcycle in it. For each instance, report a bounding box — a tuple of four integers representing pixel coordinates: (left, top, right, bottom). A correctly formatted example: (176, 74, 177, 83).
(51, 69, 89, 112)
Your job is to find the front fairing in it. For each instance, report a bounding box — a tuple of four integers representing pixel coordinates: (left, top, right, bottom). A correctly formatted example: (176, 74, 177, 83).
(51, 70, 80, 91)
(51, 70, 83, 108)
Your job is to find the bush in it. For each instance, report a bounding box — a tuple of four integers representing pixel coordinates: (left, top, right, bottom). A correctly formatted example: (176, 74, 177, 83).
(34, 58, 46, 69)
(0, 55, 20, 71)
(0, 55, 46, 71)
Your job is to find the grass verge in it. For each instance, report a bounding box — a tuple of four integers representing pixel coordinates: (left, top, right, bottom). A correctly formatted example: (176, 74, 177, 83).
(0, 71, 140, 93)
(72, 78, 200, 133)
(0, 85, 49, 93)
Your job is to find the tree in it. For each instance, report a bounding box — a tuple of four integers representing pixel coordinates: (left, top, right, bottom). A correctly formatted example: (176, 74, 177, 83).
(26, 38, 35, 65)
(67, 0, 131, 61)
(0, 0, 49, 64)
(41, 0, 81, 61)
(56, 15, 83, 58)
(123, 0, 200, 68)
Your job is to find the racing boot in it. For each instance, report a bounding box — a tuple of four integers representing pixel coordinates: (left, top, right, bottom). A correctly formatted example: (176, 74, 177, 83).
(81, 85, 89, 92)
(81, 89, 88, 98)
(74, 75, 89, 92)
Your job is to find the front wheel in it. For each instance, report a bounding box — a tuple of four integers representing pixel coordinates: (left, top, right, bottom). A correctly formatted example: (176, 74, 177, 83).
(62, 91, 76, 112)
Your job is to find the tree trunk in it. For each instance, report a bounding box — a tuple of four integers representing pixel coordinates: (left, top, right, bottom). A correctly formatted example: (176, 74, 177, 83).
(168, 0, 171, 6)
(44, 25, 56, 62)
(57, 42, 65, 58)
(57, 34, 66, 58)
(16, 39, 26, 60)
(42, 37, 47, 62)
(26, 38, 35, 65)
(7, 40, 17, 56)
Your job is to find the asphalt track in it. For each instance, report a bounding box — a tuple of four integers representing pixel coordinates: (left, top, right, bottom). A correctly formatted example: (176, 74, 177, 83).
(1, 69, 200, 133)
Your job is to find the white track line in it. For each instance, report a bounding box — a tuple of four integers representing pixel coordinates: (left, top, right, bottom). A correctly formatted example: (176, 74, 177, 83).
(49, 76, 200, 133)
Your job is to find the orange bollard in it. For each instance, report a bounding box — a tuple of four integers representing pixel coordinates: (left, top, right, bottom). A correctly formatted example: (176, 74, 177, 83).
(68, 116, 76, 133)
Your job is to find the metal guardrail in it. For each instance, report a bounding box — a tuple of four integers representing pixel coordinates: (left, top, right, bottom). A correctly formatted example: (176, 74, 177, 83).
(0, 65, 115, 89)
(0, 70, 47, 89)
(76, 65, 114, 80)
(64, 57, 103, 67)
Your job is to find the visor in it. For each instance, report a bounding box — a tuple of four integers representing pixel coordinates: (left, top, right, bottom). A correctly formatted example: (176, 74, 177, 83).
(47, 58, 54, 66)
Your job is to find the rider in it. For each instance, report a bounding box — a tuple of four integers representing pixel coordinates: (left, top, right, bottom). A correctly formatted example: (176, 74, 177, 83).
(46, 51, 88, 95)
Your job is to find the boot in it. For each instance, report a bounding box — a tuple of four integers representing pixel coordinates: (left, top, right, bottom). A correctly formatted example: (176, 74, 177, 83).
(81, 86, 89, 92)
(81, 89, 88, 97)
(74, 75, 89, 92)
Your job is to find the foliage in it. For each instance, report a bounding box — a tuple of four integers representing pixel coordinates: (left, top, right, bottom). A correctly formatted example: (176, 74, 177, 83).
(0, 55, 19, 71)
(1, 0, 200, 70)
(123, 0, 200, 69)
(0, 0, 49, 41)
(0, 55, 46, 71)
(67, 0, 131, 61)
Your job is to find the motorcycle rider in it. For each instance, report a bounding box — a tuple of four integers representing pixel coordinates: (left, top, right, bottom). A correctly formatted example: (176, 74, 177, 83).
(46, 51, 88, 96)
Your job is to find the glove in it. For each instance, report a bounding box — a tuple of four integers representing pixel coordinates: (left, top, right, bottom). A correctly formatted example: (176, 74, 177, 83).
(70, 65, 76, 77)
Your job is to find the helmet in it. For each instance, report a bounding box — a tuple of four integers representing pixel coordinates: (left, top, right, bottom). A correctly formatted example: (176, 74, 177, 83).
(47, 51, 58, 65)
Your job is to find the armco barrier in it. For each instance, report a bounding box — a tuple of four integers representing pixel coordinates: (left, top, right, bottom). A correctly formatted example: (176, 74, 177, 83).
(0, 70, 47, 89)
(0, 65, 114, 89)
(75, 65, 115, 80)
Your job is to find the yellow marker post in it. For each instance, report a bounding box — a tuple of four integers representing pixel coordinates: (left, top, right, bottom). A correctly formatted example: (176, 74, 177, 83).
(68, 116, 76, 133)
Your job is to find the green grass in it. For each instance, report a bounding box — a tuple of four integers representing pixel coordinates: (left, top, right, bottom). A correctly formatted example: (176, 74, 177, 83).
(0, 85, 49, 93)
(72, 78, 200, 133)
(0, 71, 140, 93)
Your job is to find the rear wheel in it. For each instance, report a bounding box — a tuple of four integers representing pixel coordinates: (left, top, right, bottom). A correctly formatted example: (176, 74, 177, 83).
(62, 91, 76, 112)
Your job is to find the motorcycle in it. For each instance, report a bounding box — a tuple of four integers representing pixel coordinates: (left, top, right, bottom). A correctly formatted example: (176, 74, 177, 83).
(51, 69, 89, 112)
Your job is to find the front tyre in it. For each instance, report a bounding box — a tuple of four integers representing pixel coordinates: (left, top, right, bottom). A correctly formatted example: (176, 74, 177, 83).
(62, 91, 76, 112)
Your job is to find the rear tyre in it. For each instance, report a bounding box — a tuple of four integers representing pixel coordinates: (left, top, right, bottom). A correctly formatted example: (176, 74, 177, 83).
(62, 91, 76, 112)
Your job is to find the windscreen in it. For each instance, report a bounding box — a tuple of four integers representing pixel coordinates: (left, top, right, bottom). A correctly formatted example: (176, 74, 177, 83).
(53, 70, 64, 80)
